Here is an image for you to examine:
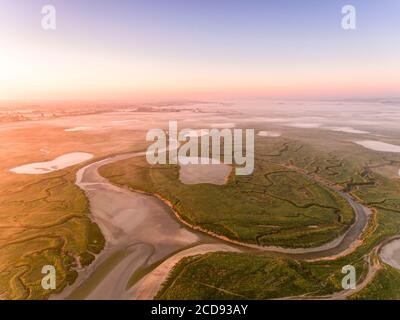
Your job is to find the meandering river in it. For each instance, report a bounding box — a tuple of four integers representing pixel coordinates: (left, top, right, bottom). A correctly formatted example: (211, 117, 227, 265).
(52, 150, 371, 299)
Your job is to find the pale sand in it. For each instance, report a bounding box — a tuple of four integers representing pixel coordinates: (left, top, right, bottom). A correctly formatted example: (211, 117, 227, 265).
(328, 127, 369, 134)
(10, 152, 93, 174)
(354, 140, 400, 153)
(178, 157, 232, 185)
(258, 131, 282, 137)
(379, 239, 400, 270)
(65, 126, 93, 132)
(210, 123, 236, 128)
(243, 117, 289, 123)
(110, 120, 139, 124)
(255, 117, 289, 122)
(347, 120, 380, 126)
(53, 150, 200, 300)
(83, 244, 153, 300)
(286, 123, 322, 128)
(130, 244, 240, 300)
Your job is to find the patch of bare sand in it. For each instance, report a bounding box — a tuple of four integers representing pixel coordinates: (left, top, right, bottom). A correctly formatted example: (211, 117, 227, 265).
(53, 151, 200, 300)
(178, 157, 232, 185)
(354, 140, 400, 153)
(130, 244, 239, 300)
(380, 239, 400, 270)
(10, 152, 93, 174)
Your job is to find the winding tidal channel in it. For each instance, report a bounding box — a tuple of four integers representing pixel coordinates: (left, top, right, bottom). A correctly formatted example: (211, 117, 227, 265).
(52, 150, 371, 300)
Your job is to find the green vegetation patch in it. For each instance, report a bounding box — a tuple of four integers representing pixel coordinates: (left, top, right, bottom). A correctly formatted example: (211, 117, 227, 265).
(350, 266, 400, 299)
(0, 169, 105, 300)
(100, 151, 354, 248)
(155, 252, 347, 300)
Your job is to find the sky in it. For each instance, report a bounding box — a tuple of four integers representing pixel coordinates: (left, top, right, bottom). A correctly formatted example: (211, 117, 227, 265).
(0, 0, 399, 101)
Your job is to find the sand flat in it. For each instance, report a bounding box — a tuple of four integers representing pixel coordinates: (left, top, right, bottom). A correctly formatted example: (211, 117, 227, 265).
(243, 117, 289, 123)
(328, 127, 369, 134)
(10, 152, 94, 174)
(54, 150, 200, 300)
(286, 123, 322, 128)
(110, 120, 139, 124)
(380, 239, 400, 270)
(354, 140, 400, 153)
(258, 131, 281, 137)
(178, 157, 232, 185)
(210, 123, 236, 128)
(65, 126, 93, 132)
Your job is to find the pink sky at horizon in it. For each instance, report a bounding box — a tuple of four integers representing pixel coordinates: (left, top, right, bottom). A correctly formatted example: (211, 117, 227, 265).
(1, 1, 399, 101)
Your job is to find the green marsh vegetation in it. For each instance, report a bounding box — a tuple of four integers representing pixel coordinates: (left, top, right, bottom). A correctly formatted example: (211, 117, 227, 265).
(0, 125, 148, 299)
(101, 128, 400, 299)
(100, 140, 354, 249)
(0, 168, 105, 299)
